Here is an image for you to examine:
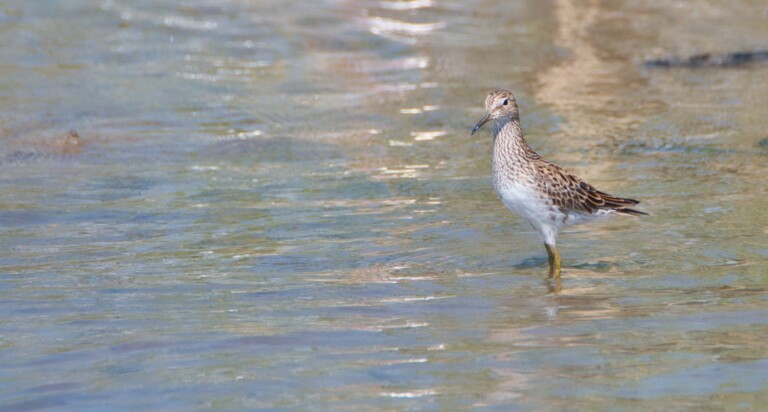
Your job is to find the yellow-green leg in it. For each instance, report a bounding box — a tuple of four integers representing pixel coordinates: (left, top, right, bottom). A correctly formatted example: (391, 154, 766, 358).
(544, 243, 561, 279)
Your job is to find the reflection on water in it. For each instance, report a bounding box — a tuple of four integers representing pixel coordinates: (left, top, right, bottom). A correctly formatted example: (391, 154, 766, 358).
(539, 1, 645, 130)
(1, 0, 768, 410)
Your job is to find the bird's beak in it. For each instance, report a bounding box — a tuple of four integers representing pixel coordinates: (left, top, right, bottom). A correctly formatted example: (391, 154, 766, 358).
(471, 113, 491, 135)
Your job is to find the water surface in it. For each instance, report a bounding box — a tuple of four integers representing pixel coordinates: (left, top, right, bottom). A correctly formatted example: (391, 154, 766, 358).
(1, 0, 767, 410)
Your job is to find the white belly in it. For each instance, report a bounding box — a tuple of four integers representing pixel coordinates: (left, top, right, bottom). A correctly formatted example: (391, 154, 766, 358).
(494, 179, 602, 245)
(495, 181, 559, 243)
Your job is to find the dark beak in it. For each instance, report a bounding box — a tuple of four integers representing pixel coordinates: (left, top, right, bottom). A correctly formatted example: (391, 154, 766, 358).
(471, 113, 491, 135)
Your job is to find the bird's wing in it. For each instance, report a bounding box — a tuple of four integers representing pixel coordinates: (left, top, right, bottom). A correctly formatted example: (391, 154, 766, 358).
(536, 161, 641, 215)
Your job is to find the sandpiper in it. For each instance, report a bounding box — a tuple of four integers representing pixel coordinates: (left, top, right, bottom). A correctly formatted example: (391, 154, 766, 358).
(471, 89, 646, 278)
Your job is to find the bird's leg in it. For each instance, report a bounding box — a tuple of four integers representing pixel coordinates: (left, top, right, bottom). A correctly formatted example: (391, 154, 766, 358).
(544, 243, 554, 269)
(544, 243, 561, 278)
(551, 245, 561, 278)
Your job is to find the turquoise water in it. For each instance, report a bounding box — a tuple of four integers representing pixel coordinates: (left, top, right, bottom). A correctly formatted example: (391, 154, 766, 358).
(1, 0, 767, 410)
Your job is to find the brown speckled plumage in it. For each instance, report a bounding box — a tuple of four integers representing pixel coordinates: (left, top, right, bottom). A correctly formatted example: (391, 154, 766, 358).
(471, 89, 646, 279)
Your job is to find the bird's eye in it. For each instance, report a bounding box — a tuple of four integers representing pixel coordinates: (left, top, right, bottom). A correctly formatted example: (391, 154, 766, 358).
(502, 99, 509, 106)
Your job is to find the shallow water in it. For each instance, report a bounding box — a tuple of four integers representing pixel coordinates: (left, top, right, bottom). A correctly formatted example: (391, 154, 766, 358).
(1, 0, 767, 410)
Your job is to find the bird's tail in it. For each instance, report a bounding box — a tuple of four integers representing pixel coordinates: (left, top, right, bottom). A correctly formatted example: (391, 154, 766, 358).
(598, 192, 648, 216)
(614, 207, 648, 216)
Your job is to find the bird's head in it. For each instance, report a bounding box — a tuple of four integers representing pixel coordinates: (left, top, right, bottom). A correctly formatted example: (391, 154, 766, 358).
(471, 89, 519, 135)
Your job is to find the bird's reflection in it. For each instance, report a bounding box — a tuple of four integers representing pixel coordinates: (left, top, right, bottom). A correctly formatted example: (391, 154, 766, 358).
(546, 275, 563, 294)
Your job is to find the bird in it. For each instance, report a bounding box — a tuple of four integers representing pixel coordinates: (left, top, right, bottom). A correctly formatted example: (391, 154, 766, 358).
(471, 89, 646, 279)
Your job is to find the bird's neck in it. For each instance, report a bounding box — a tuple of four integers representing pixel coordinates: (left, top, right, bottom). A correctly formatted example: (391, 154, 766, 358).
(493, 116, 540, 161)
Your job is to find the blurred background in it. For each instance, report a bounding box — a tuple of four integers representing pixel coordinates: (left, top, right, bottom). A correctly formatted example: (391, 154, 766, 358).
(1, 0, 767, 410)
